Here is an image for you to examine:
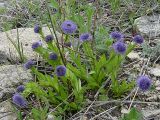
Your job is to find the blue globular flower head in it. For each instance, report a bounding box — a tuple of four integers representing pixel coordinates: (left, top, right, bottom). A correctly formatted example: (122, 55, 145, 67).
(49, 53, 58, 60)
(45, 35, 54, 43)
(133, 35, 144, 44)
(12, 93, 27, 108)
(61, 20, 77, 34)
(80, 33, 92, 41)
(32, 41, 42, 50)
(56, 65, 66, 77)
(34, 24, 42, 33)
(137, 75, 152, 91)
(64, 42, 72, 47)
(24, 59, 34, 69)
(113, 41, 126, 54)
(17, 85, 25, 93)
(110, 31, 124, 41)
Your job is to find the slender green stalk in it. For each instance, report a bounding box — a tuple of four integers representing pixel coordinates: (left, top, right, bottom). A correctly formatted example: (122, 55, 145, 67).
(46, 2, 66, 66)
(16, 26, 25, 63)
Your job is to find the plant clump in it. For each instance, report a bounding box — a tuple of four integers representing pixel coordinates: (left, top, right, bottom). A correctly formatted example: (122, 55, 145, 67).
(9, 0, 154, 119)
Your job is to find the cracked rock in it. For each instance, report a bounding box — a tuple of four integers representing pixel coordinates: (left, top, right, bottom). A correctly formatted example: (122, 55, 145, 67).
(134, 14, 160, 38)
(0, 65, 32, 100)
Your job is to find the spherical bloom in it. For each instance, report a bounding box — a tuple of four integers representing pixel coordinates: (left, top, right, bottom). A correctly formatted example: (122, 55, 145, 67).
(61, 20, 77, 34)
(49, 53, 58, 60)
(64, 42, 72, 47)
(24, 60, 34, 69)
(133, 35, 144, 44)
(32, 41, 42, 50)
(34, 24, 41, 33)
(113, 41, 126, 54)
(12, 93, 27, 108)
(137, 75, 152, 91)
(45, 35, 54, 43)
(80, 33, 92, 41)
(17, 85, 25, 92)
(56, 65, 66, 77)
(110, 31, 124, 41)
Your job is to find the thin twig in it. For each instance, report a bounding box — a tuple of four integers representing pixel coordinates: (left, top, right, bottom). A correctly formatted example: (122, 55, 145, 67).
(82, 77, 110, 117)
(128, 56, 151, 111)
(128, 87, 139, 111)
(90, 106, 117, 120)
(88, 100, 160, 107)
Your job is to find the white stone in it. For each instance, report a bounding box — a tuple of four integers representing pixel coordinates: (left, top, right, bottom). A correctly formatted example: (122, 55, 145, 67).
(156, 87, 160, 91)
(150, 67, 160, 77)
(47, 114, 55, 120)
(0, 100, 17, 120)
(0, 2, 5, 8)
(0, 27, 62, 61)
(127, 51, 140, 60)
(0, 65, 32, 99)
(121, 107, 129, 114)
(134, 15, 160, 38)
(142, 109, 160, 118)
(155, 80, 160, 86)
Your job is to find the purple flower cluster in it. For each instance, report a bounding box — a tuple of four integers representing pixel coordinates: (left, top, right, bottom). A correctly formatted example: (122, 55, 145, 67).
(12, 93, 27, 108)
(80, 33, 92, 41)
(61, 20, 77, 34)
(32, 41, 42, 50)
(49, 53, 58, 60)
(113, 41, 126, 54)
(45, 35, 54, 43)
(34, 24, 41, 33)
(137, 75, 152, 91)
(24, 60, 35, 69)
(133, 35, 144, 44)
(56, 65, 66, 77)
(17, 85, 25, 93)
(110, 31, 124, 41)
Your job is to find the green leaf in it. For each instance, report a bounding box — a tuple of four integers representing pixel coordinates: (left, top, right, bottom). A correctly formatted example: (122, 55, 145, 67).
(109, 0, 120, 13)
(121, 108, 142, 120)
(94, 54, 107, 83)
(46, 75, 60, 93)
(31, 107, 48, 120)
(125, 43, 136, 56)
(85, 5, 94, 32)
(66, 69, 82, 93)
(23, 82, 48, 101)
(17, 110, 23, 120)
(50, 0, 59, 9)
(69, 102, 78, 109)
(71, 14, 86, 33)
(111, 80, 135, 98)
(82, 42, 95, 60)
(98, 95, 108, 101)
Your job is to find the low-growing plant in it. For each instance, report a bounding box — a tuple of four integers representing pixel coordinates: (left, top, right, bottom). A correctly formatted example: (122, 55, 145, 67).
(120, 108, 143, 120)
(10, 0, 153, 119)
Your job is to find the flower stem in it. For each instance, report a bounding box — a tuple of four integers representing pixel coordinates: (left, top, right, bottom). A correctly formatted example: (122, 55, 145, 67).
(46, 4, 66, 66)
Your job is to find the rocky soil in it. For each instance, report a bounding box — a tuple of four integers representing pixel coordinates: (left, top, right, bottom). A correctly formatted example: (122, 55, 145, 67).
(0, 3, 160, 119)
(0, 26, 61, 120)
